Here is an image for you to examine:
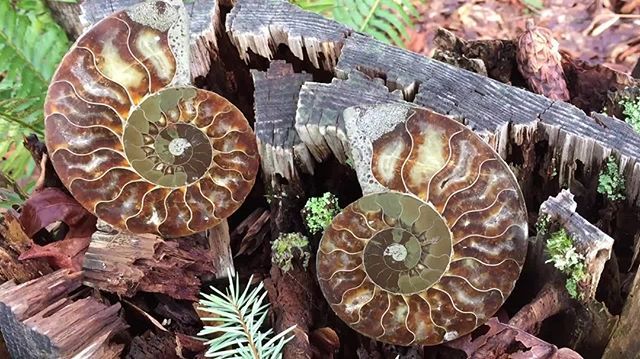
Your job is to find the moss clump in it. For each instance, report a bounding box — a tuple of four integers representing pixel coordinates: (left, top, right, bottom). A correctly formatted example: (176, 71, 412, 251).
(620, 96, 640, 134)
(535, 213, 550, 237)
(597, 157, 626, 202)
(545, 228, 587, 299)
(271, 232, 310, 272)
(302, 192, 340, 235)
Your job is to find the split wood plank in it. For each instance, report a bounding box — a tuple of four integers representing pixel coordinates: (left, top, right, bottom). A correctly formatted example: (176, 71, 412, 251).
(225, 0, 350, 70)
(251, 60, 314, 181)
(0, 270, 127, 359)
(46, 0, 220, 79)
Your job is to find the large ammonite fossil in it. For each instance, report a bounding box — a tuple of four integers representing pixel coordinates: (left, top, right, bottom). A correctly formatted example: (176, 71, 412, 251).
(317, 105, 528, 345)
(44, 0, 259, 237)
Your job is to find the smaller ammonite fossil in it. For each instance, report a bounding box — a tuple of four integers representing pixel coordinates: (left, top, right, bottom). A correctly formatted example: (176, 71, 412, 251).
(44, 0, 259, 237)
(317, 104, 528, 345)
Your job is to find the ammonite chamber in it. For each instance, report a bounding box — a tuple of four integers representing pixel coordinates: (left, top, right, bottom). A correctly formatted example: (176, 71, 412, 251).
(44, 0, 259, 237)
(317, 104, 528, 345)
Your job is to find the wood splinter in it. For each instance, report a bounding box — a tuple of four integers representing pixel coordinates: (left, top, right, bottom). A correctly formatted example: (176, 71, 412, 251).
(0, 269, 127, 359)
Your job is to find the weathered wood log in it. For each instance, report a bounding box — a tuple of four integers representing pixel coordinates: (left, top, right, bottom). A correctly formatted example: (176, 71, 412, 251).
(46, 0, 220, 80)
(251, 60, 314, 181)
(0, 210, 53, 283)
(538, 190, 614, 302)
(225, 0, 350, 70)
(296, 72, 405, 164)
(0, 269, 127, 358)
(82, 220, 224, 301)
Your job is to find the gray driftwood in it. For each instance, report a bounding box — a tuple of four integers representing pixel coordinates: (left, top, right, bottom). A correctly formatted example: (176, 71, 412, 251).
(227, 0, 640, 206)
(0, 270, 127, 359)
(251, 61, 314, 181)
(46, 0, 219, 80)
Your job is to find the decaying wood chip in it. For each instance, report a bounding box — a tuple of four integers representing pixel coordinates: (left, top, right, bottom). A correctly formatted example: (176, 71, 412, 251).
(231, 207, 270, 257)
(0, 210, 53, 283)
(0, 269, 127, 358)
(447, 318, 582, 358)
(83, 221, 216, 301)
(517, 20, 570, 101)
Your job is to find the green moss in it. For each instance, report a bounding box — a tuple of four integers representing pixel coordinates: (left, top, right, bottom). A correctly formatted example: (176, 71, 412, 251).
(302, 192, 340, 235)
(535, 214, 550, 237)
(597, 157, 626, 202)
(545, 228, 587, 299)
(620, 96, 640, 134)
(271, 232, 310, 272)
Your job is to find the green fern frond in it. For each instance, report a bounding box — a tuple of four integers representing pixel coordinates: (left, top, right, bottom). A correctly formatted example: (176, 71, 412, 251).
(333, 0, 418, 46)
(0, 98, 42, 181)
(198, 270, 296, 358)
(291, 0, 335, 14)
(292, 0, 417, 47)
(0, 0, 70, 181)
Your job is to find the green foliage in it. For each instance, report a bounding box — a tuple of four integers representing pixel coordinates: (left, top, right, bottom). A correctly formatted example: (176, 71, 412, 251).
(620, 96, 640, 134)
(271, 232, 310, 272)
(302, 192, 340, 235)
(535, 213, 550, 237)
(545, 228, 587, 299)
(522, 0, 544, 10)
(0, 0, 70, 181)
(198, 270, 296, 358)
(292, 0, 418, 47)
(597, 157, 626, 202)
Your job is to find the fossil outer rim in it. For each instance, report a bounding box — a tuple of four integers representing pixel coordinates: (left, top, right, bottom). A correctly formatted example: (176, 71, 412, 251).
(318, 105, 529, 346)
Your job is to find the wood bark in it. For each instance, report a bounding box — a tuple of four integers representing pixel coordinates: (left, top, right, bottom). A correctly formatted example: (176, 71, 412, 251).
(0, 270, 127, 359)
(251, 60, 314, 181)
(447, 318, 583, 359)
(0, 209, 52, 283)
(82, 221, 223, 301)
(602, 264, 640, 358)
(46, 0, 220, 80)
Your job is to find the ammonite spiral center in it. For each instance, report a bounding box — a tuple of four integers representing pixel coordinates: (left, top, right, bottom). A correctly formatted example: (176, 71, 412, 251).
(123, 88, 214, 187)
(361, 193, 452, 295)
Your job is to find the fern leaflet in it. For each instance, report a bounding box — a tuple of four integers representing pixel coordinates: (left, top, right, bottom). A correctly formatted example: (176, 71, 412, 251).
(0, 0, 70, 181)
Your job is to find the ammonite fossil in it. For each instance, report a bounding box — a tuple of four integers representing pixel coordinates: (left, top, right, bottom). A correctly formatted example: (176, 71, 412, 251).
(44, 0, 259, 237)
(317, 105, 528, 345)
